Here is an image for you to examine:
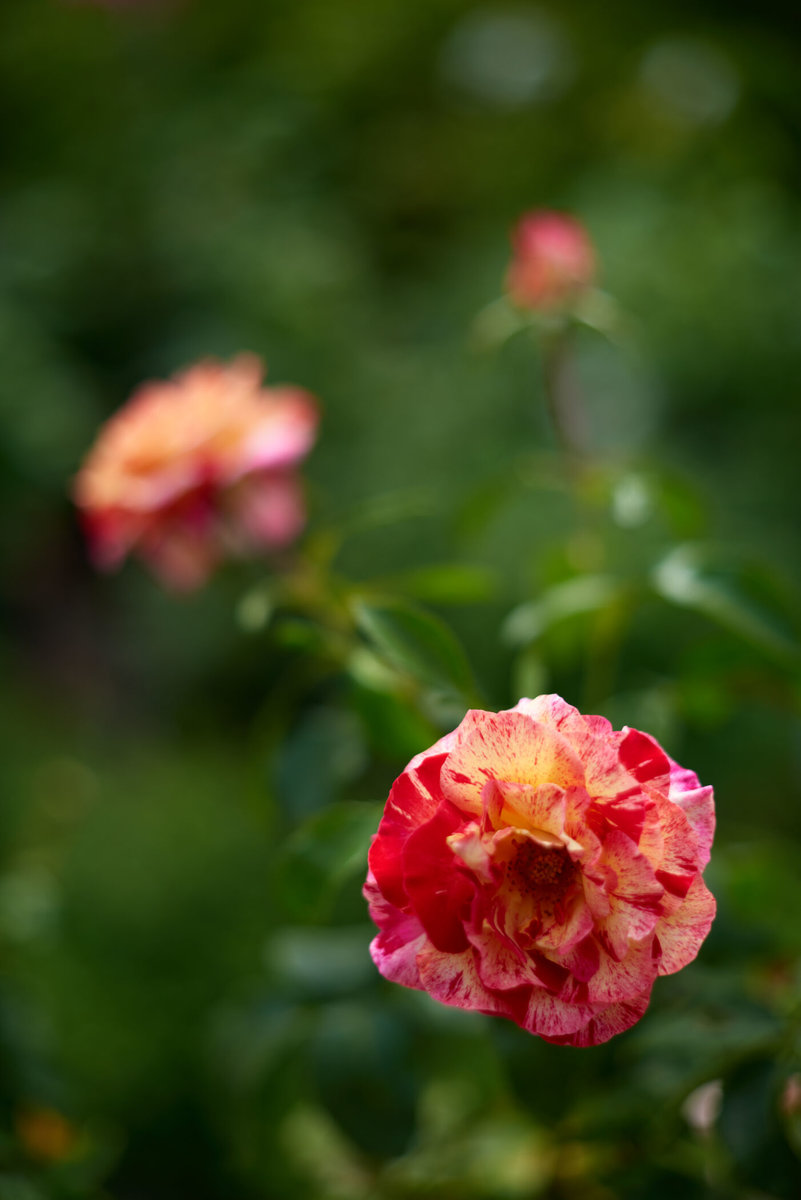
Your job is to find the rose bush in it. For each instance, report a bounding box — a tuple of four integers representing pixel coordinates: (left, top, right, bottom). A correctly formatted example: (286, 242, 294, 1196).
(364, 695, 715, 1046)
(74, 355, 318, 590)
(505, 210, 596, 312)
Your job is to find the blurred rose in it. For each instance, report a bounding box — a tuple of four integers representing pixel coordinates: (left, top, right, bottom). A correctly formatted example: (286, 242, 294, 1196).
(505, 211, 596, 311)
(364, 694, 715, 1046)
(74, 355, 318, 590)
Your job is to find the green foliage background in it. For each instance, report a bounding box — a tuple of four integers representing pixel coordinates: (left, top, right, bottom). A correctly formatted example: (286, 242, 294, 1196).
(2, 1, 801, 1197)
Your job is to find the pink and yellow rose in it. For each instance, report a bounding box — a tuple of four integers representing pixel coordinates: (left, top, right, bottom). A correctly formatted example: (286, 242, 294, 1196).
(74, 355, 318, 590)
(364, 695, 715, 1046)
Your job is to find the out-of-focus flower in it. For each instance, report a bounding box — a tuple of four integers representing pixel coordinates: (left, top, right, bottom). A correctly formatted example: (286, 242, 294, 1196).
(16, 1107, 78, 1162)
(74, 355, 319, 590)
(781, 1074, 801, 1117)
(505, 211, 596, 312)
(364, 694, 715, 1046)
(682, 1079, 723, 1134)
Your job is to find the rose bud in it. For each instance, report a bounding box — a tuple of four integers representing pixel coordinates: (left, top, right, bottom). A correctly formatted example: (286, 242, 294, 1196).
(505, 210, 596, 312)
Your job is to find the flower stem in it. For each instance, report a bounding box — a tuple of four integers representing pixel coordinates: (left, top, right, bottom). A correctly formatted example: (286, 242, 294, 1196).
(540, 327, 587, 467)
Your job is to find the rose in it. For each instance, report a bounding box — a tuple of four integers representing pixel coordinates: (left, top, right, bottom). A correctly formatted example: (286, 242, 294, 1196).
(74, 355, 318, 590)
(364, 695, 715, 1046)
(505, 211, 596, 312)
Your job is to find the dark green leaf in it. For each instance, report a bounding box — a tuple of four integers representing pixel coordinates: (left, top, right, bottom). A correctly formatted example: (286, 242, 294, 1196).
(652, 545, 801, 664)
(351, 595, 476, 699)
(276, 802, 380, 922)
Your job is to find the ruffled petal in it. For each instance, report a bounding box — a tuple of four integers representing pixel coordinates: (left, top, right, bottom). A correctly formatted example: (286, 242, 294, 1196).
(364, 873, 428, 990)
(648, 796, 702, 898)
(442, 711, 585, 814)
(401, 803, 474, 953)
(516, 696, 631, 798)
(417, 945, 526, 1021)
(618, 727, 671, 792)
(585, 938, 658, 1005)
(470, 923, 539, 992)
(545, 989, 652, 1046)
(668, 759, 715, 868)
(369, 779, 432, 909)
(522, 986, 597, 1038)
(490, 779, 568, 840)
(656, 876, 716, 976)
(536, 892, 594, 955)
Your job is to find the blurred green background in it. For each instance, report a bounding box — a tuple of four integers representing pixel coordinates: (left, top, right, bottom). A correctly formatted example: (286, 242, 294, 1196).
(2, 0, 801, 1196)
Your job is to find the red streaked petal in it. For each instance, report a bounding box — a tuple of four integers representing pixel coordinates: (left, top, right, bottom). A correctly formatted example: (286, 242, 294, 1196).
(668, 759, 715, 868)
(585, 938, 658, 1005)
(648, 796, 701, 898)
(545, 989, 652, 1046)
(522, 986, 596, 1038)
(416, 945, 526, 1021)
(364, 873, 428, 990)
(368, 766, 444, 909)
(492, 779, 568, 840)
(442, 711, 585, 814)
(402, 803, 474, 953)
(656, 876, 716, 976)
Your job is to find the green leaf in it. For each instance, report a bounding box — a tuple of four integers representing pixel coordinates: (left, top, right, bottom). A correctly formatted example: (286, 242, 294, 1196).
(469, 294, 531, 351)
(276, 801, 380, 922)
(351, 595, 476, 699)
(264, 926, 376, 998)
(718, 1056, 801, 1194)
(236, 583, 275, 633)
(376, 562, 497, 605)
(347, 664, 440, 760)
(651, 545, 801, 664)
(339, 488, 438, 537)
(502, 575, 622, 647)
(511, 646, 549, 702)
(274, 707, 367, 822)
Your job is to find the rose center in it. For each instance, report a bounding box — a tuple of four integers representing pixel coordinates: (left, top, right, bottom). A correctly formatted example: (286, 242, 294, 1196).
(505, 839, 574, 901)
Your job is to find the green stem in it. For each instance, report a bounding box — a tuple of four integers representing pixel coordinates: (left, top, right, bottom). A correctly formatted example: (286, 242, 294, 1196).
(540, 328, 588, 467)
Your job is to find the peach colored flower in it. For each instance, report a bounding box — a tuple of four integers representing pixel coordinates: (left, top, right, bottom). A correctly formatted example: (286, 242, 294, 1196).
(74, 355, 318, 590)
(364, 695, 715, 1046)
(505, 211, 596, 311)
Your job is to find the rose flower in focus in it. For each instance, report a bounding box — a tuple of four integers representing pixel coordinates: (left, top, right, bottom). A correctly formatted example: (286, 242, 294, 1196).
(505, 210, 596, 312)
(74, 355, 319, 590)
(364, 695, 715, 1046)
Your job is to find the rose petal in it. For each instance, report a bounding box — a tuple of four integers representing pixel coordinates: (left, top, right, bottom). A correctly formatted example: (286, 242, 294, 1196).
(668, 760, 715, 868)
(656, 876, 717, 976)
(442, 711, 585, 814)
(546, 989, 652, 1047)
(417, 945, 526, 1022)
(401, 803, 475, 953)
(368, 763, 445, 910)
